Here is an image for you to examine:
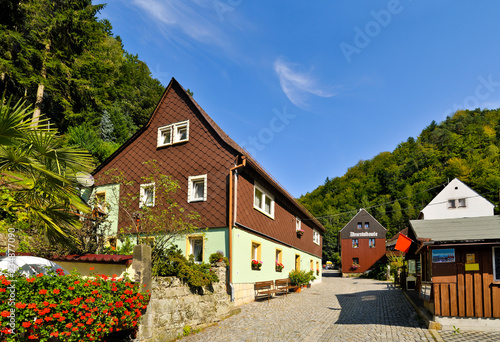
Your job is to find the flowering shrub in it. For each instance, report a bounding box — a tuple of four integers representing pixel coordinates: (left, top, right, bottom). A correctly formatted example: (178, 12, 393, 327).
(275, 261, 284, 271)
(0, 268, 149, 342)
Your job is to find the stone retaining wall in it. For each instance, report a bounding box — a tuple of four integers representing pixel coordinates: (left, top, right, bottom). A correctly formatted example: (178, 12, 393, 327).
(137, 262, 237, 342)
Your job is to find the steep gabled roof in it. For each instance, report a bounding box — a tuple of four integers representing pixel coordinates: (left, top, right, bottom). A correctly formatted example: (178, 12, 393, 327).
(93, 78, 325, 232)
(339, 208, 387, 233)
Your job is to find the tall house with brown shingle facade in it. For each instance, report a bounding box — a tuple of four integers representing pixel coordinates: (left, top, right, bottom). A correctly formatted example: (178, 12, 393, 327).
(89, 78, 325, 305)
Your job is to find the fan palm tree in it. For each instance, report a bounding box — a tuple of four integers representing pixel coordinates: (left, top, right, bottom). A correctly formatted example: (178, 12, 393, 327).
(0, 96, 93, 244)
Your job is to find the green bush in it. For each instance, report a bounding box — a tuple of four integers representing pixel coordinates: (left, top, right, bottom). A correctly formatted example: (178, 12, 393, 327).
(288, 269, 316, 286)
(153, 245, 218, 291)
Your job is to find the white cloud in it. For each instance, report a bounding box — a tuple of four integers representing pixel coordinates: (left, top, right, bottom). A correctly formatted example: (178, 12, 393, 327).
(273, 57, 337, 108)
(132, 0, 227, 48)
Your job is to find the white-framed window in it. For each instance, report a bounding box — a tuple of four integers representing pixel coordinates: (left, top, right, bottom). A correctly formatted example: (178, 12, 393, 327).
(188, 174, 207, 202)
(157, 120, 189, 147)
(369, 238, 375, 248)
(458, 198, 466, 208)
(493, 246, 500, 282)
(313, 230, 320, 245)
(296, 217, 301, 231)
(189, 236, 204, 264)
(254, 182, 274, 218)
(448, 199, 456, 209)
(139, 183, 155, 208)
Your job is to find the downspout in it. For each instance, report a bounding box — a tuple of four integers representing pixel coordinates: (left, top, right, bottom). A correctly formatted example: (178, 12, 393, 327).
(228, 155, 246, 301)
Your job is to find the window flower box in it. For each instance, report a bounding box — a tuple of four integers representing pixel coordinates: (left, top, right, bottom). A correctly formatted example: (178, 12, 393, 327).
(296, 228, 304, 237)
(275, 261, 284, 272)
(251, 259, 263, 270)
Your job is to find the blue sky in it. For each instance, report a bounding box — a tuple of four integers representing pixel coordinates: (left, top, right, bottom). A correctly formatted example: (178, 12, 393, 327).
(97, 0, 500, 198)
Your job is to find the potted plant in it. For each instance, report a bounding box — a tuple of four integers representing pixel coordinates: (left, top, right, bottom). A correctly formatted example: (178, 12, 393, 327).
(209, 250, 228, 265)
(275, 261, 284, 272)
(351, 262, 360, 271)
(251, 259, 263, 270)
(306, 270, 316, 288)
(296, 228, 304, 237)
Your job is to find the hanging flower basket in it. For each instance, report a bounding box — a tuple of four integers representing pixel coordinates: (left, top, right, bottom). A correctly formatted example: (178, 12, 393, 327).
(296, 228, 304, 237)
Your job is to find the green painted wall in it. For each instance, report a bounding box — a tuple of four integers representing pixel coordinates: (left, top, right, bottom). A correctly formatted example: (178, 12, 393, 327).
(170, 227, 229, 263)
(231, 227, 322, 284)
(81, 184, 120, 236)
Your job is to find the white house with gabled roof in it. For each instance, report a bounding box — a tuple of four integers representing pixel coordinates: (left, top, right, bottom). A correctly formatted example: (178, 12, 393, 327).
(417, 178, 494, 220)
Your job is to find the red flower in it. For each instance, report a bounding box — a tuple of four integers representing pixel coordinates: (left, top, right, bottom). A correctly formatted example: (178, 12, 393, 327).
(1, 311, 10, 317)
(50, 331, 59, 337)
(68, 286, 75, 290)
(53, 289, 60, 294)
(74, 281, 80, 285)
(22, 321, 32, 328)
(35, 319, 43, 325)
(15, 302, 27, 309)
(26, 277, 35, 283)
(39, 289, 47, 295)
(36, 273, 43, 277)
(66, 323, 73, 328)
(0, 288, 5, 292)
(89, 267, 95, 271)
(28, 334, 39, 339)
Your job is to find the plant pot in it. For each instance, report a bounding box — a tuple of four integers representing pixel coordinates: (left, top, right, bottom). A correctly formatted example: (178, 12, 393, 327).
(296, 287, 301, 293)
(276, 268, 283, 272)
(251, 265, 261, 271)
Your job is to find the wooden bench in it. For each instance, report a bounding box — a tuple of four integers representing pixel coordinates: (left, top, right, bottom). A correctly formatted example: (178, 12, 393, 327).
(275, 278, 298, 296)
(254, 280, 280, 301)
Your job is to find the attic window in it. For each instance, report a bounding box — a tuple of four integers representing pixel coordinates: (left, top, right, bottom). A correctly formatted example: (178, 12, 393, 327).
(458, 198, 466, 208)
(448, 199, 456, 209)
(157, 120, 189, 147)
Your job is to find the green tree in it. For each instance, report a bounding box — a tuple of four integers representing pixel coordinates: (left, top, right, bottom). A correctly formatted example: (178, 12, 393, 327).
(0, 97, 93, 243)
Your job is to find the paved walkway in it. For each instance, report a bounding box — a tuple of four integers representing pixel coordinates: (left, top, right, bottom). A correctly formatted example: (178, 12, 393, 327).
(180, 274, 433, 342)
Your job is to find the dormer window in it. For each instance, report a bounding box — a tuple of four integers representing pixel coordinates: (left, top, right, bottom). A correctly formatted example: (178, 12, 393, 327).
(157, 120, 189, 147)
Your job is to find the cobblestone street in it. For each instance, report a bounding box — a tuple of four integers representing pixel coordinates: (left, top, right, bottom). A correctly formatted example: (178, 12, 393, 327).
(179, 273, 500, 342)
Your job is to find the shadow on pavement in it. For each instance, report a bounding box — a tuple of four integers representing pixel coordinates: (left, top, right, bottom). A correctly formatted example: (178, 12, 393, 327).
(322, 270, 342, 278)
(335, 288, 419, 327)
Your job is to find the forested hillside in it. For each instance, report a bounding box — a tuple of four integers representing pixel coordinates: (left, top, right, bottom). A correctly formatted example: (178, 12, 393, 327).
(0, 0, 164, 163)
(299, 109, 500, 262)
